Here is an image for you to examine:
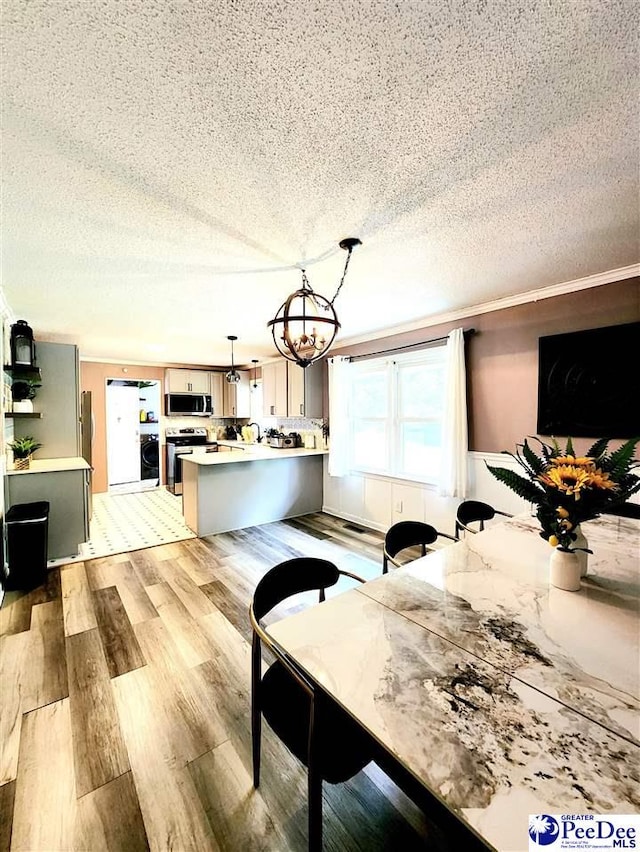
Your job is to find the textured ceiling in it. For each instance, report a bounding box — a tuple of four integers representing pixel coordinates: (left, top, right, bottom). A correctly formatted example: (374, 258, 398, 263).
(1, 0, 638, 367)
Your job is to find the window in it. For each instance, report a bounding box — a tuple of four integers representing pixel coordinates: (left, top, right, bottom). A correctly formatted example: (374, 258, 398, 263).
(348, 346, 447, 483)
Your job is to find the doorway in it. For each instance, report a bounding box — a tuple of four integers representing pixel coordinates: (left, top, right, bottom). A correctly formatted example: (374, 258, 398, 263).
(106, 379, 161, 491)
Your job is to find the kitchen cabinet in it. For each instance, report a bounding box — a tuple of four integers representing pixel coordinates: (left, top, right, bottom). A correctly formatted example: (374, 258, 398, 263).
(263, 359, 324, 418)
(210, 371, 224, 416)
(262, 360, 288, 417)
(165, 369, 211, 394)
(222, 370, 250, 417)
(7, 458, 90, 560)
(287, 361, 323, 418)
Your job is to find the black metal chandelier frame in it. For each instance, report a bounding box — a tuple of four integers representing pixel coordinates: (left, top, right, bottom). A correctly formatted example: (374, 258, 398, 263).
(267, 237, 362, 368)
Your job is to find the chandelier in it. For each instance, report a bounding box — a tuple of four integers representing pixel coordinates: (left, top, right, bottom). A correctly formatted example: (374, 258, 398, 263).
(225, 335, 241, 384)
(267, 237, 362, 368)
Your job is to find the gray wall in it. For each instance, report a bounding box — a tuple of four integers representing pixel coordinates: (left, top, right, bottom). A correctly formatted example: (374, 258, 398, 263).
(15, 341, 80, 459)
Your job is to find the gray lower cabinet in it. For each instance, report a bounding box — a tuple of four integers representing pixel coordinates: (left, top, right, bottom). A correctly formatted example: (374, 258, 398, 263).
(7, 467, 90, 560)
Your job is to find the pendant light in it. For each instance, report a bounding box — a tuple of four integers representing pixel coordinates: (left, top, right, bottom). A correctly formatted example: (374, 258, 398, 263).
(267, 237, 362, 368)
(225, 335, 240, 384)
(251, 359, 259, 388)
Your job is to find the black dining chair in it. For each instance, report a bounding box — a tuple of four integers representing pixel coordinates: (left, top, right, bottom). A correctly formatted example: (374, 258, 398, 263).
(382, 520, 457, 574)
(250, 557, 372, 852)
(454, 500, 512, 539)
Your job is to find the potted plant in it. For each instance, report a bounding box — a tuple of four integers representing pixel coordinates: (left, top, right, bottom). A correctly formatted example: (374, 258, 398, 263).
(11, 378, 41, 413)
(8, 436, 43, 470)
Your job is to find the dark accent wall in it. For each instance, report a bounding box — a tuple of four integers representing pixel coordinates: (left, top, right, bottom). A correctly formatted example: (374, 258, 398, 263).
(332, 278, 639, 454)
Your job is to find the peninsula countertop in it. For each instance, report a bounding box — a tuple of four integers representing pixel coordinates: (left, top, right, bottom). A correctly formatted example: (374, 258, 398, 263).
(181, 442, 328, 467)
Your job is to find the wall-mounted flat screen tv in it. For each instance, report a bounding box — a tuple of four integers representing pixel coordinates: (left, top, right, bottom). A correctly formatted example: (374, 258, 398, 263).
(537, 321, 640, 438)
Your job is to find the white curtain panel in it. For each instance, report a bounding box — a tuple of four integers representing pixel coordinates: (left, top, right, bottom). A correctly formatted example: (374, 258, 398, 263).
(438, 328, 468, 497)
(327, 355, 351, 477)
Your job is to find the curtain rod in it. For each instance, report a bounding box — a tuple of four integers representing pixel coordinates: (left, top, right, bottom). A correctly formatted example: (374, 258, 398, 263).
(346, 328, 476, 362)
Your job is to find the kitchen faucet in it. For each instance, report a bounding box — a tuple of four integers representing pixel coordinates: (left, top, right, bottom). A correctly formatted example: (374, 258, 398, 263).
(247, 422, 262, 443)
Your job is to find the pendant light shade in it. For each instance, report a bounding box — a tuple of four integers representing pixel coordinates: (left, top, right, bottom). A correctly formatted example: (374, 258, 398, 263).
(267, 237, 361, 368)
(225, 335, 241, 384)
(251, 359, 259, 388)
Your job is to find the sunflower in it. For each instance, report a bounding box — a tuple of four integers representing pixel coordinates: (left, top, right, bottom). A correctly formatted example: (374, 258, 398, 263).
(552, 455, 595, 468)
(538, 464, 592, 499)
(584, 468, 616, 491)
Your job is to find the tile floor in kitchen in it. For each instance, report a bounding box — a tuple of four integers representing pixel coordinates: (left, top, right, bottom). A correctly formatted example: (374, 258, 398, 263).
(47, 485, 195, 566)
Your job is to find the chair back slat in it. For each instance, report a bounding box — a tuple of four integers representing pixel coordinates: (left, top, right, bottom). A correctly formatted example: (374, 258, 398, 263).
(384, 521, 438, 561)
(456, 501, 496, 527)
(253, 557, 341, 621)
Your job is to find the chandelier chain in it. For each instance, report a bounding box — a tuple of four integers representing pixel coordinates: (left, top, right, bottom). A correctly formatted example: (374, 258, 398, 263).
(329, 247, 354, 307)
(300, 245, 354, 309)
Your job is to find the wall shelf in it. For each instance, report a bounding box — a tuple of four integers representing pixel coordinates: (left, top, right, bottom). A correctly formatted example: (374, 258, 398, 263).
(3, 364, 42, 382)
(6, 412, 43, 419)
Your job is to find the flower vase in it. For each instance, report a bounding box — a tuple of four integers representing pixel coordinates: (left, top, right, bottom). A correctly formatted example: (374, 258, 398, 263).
(573, 524, 589, 577)
(549, 547, 582, 592)
(14, 455, 31, 471)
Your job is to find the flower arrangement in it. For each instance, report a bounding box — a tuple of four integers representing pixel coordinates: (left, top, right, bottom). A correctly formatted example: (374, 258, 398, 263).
(487, 436, 640, 550)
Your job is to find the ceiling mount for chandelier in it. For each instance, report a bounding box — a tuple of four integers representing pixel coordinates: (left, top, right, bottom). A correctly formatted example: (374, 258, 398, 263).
(267, 237, 362, 368)
(225, 335, 241, 384)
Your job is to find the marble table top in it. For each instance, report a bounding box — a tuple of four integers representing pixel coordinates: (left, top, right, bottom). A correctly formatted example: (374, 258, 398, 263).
(358, 514, 640, 746)
(268, 514, 640, 852)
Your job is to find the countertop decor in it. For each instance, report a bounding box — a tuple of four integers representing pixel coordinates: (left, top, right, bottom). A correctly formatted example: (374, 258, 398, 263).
(487, 436, 640, 551)
(8, 435, 43, 470)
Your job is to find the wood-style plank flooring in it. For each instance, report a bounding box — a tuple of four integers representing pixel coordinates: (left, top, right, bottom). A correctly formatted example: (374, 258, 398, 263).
(0, 513, 448, 851)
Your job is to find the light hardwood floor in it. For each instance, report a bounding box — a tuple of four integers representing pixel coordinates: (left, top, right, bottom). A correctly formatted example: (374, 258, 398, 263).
(0, 513, 448, 851)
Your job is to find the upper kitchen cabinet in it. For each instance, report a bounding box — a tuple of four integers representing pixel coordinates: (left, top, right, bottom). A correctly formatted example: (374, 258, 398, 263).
(287, 361, 323, 418)
(165, 369, 211, 394)
(210, 371, 223, 416)
(262, 359, 288, 417)
(222, 370, 250, 417)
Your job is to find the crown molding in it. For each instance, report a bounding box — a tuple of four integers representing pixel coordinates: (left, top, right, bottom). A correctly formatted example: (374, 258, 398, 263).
(336, 264, 640, 349)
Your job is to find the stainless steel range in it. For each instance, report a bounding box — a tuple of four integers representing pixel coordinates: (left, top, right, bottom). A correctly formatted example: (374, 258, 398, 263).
(165, 427, 218, 495)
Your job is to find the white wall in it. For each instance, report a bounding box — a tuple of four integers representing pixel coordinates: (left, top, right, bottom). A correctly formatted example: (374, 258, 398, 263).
(323, 451, 530, 538)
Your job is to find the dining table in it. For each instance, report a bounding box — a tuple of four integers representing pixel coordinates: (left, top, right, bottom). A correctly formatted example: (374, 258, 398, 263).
(268, 512, 640, 852)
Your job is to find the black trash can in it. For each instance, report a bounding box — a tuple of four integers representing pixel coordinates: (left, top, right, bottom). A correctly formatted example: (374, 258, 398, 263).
(3, 501, 50, 591)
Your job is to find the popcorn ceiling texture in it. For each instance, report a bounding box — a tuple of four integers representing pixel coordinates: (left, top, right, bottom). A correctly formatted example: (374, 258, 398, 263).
(1, 0, 638, 366)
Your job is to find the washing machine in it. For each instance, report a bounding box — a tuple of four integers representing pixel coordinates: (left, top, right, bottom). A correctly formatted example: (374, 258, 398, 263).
(140, 434, 160, 481)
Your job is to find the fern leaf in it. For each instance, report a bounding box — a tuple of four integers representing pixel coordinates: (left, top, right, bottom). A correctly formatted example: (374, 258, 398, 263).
(607, 438, 640, 477)
(522, 439, 546, 474)
(485, 464, 545, 504)
(585, 437, 608, 460)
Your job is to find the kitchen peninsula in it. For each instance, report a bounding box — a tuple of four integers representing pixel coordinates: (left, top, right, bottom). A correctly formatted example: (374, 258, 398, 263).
(180, 444, 327, 536)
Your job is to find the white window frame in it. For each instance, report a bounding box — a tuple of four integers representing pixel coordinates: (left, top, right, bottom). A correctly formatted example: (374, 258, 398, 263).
(347, 345, 447, 485)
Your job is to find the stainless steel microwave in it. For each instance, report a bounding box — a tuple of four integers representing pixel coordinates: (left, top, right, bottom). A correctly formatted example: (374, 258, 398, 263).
(165, 393, 213, 416)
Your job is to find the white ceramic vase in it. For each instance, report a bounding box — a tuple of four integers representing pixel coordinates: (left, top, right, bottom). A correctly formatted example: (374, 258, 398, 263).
(573, 524, 589, 577)
(549, 547, 582, 592)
